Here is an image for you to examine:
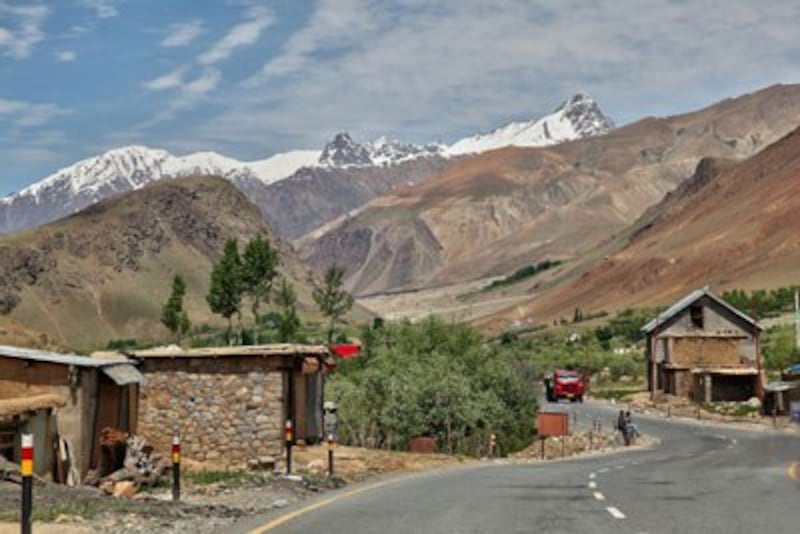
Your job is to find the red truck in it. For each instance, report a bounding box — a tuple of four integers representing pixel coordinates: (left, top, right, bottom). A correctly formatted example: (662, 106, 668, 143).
(544, 369, 586, 403)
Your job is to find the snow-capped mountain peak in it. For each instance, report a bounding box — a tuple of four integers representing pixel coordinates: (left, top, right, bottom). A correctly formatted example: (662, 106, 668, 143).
(445, 93, 614, 156)
(318, 132, 373, 166)
(318, 132, 445, 167)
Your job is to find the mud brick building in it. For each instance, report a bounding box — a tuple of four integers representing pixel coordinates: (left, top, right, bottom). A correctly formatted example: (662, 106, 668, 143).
(121, 344, 330, 469)
(0, 346, 143, 480)
(643, 288, 763, 402)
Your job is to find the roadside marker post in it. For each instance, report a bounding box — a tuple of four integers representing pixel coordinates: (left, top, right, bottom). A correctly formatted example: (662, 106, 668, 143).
(327, 433, 335, 478)
(285, 420, 294, 475)
(20, 433, 33, 534)
(172, 431, 181, 502)
(489, 433, 497, 458)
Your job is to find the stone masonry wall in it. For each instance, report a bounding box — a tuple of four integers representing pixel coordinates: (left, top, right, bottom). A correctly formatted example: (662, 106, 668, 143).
(137, 358, 285, 468)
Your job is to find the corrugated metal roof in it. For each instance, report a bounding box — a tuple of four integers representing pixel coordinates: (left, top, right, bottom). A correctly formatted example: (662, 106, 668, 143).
(0, 345, 109, 367)
(642, 287, 763, 334)
(102, 364, 145, 385)
(0, 345, 129, 367)
(765, 381, 800, 392)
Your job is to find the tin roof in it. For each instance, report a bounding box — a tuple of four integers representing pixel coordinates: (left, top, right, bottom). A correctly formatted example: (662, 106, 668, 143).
(0, 345, 144, 384)
(118, 343, 330, 359)
(642, 287, 763, 334)
(0, 345, 113, 368)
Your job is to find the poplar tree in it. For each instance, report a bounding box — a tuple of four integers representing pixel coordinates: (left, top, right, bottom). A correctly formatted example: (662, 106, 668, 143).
(275, 278, 300, 342)
(313, 265, 354, 343)
(161, 274, 191, 344)
(207, 239, 244, 344)
(241, 235, 279, 344)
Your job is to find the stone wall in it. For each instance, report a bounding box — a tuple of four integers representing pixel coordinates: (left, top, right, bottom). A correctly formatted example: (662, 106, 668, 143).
(136, 357, 285, 468)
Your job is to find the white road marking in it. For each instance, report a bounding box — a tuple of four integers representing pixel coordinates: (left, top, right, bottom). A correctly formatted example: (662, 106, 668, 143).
(731, 438, 738, 445)
(588, 481, 597, 489)
(598, 468, 609, 473)
(593, 492, 606, 501)
(589, 473, 596, 479)
(615, 465, 625, 470)
(607, 506, 626, 519)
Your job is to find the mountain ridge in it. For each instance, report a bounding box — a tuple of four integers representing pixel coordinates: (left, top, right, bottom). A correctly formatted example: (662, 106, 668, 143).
(0, 93, 612, 236)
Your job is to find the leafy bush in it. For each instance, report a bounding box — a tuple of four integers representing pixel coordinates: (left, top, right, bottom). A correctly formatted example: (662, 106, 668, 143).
(762, 324, 800, 371)
(328, 318, 538, 456)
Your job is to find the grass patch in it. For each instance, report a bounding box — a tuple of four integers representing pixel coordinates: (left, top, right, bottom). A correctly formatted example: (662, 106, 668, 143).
(482, 260, 562, 292)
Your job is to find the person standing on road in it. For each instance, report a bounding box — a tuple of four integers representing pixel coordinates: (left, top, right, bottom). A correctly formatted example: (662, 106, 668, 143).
(617, 410, 626, 434)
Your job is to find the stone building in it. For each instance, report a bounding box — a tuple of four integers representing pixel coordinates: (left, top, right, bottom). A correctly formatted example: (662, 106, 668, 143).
(643, 288, 763, 402)
(0, 345, 143, 480)
(123, 344, 330, 469)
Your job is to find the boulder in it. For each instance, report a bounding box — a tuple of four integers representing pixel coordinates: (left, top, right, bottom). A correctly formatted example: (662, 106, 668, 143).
(112, 480, 137, 498)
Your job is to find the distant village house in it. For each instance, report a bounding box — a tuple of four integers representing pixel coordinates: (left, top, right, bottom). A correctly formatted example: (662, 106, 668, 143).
(643, 288, 763, 403)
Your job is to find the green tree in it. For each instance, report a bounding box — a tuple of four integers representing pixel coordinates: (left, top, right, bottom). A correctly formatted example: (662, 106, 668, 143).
(241, 235, 279, 344)
(206, 239, 244, 344)
(313, 265, 354, 343)
(275, 278, 300, 342)
(161, 275, 191, 344)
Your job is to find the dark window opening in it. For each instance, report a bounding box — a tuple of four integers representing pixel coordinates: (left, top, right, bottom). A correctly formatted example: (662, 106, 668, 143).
(690, 304, 704, 329)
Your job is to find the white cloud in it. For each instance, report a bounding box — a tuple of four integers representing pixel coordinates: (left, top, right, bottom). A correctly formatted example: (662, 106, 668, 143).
(82, 0, 119, 19)
(0, 97, 69, 127)
(143, 66, 187, 91)
(198, 5, 274, 65)
(55, 50, 77, 62)
(0, 2, 49, 59)
(161, 19, 204, 48)
(182, 69, 221, 95)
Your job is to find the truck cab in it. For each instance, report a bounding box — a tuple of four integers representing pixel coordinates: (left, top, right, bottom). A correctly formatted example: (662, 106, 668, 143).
(545, 369, 586, 403)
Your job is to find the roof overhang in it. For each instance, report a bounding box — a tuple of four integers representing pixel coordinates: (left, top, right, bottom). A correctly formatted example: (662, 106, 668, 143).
(101, 363, 145, 385)
(642, 287, 763, 334)
(690, 367, 758, 375)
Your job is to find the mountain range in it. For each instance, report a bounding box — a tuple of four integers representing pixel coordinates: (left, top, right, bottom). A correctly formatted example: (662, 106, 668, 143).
(301, 83, 800, 297)
(0, 94, 612, 237)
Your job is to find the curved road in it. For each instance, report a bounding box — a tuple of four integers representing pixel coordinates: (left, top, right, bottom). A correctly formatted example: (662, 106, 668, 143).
(238, 402, 800, 533)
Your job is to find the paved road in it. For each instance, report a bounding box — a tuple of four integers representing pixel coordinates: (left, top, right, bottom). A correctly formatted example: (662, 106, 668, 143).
(238, 401, 800, 533)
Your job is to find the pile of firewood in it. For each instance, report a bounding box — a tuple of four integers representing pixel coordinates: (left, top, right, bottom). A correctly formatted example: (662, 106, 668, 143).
(87, 428, 168, 496)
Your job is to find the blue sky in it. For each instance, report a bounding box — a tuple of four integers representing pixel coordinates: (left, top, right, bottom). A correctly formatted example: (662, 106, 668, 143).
(2, 0, 800, 196)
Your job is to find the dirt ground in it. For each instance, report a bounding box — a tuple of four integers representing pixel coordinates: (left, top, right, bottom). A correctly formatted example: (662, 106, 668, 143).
(510, 429, 657, 462)
(293, 444, 474, 480)
(621, 392, 800, 433)
(0, 447, 471, 533)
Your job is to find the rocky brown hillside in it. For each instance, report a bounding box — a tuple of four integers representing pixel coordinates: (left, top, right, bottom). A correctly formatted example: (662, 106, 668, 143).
(483, 124, 800, 330)
(302, 83, 800, 296)
(242, 156, 451, 240)
(0, 176, 322, 350)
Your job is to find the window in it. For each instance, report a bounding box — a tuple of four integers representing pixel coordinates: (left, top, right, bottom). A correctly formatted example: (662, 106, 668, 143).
(690, 304, 704, 329)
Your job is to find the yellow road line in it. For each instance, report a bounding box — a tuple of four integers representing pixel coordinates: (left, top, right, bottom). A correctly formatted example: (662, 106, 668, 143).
(788, 462, 800, 481)
(248, 478, 401, 533)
